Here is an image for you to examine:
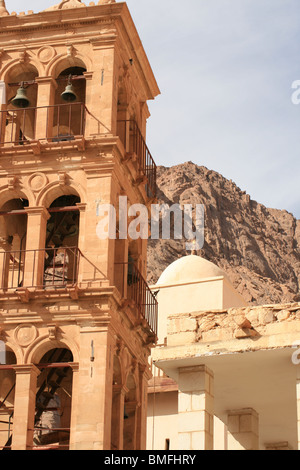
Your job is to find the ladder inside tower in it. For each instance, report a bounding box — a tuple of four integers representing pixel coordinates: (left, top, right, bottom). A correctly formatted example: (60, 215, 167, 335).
(1, 348, 73, 451)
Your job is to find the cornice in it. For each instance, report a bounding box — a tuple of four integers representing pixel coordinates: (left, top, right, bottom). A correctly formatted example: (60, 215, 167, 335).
(0, 16, 115, 36)
(0, 3, 124, 34)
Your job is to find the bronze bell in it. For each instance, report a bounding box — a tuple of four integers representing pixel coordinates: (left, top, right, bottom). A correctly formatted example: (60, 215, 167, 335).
(11, 85, 30, 108)
(61, 75, 77, 102)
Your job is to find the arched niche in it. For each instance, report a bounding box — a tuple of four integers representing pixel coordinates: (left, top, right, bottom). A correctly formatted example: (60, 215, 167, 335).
(44, 195, 81, 288)
(5, 64, 39, 143)
(34, 347, 74, 450)
(52, 64, 87, 140)
(0, 198, 28, 290)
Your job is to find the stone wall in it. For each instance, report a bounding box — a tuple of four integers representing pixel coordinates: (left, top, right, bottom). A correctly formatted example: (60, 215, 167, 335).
(167, 302, 300, 347)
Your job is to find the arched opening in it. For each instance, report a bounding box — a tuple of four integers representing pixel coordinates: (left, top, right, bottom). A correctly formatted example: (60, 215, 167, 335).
(123, 373, 138, 450)
(44, 195, 80, 288)
(53, 66, 87, 141)
(0, 343, 16, 450)
(34, 347, 73, 450)
(0, 198, 28, 290)
(5, 64, 39, 144)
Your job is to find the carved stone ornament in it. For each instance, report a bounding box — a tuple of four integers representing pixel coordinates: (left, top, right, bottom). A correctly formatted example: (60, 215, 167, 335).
(19, 50, 27, 64)
(7, 175, 18, 190)
(58, 171, 67, 185)
(37, 46, 56, 64)
(27, 172, 48, 192)
(48, 324, 57, 341)
(66, 44, 75, 58)
(14, 324, 38, 347)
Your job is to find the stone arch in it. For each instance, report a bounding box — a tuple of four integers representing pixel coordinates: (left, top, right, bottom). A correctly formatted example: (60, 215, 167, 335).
(0, 193, 29, 291)
(0, 338, 23, 365)
(46, 54, 92, 79)
(0, 186, 34, 210)
(0, 57, 43, 83)
(4, 62, 39, 106)
(25, 333, 79, 364)
(36, 181, 85, 208)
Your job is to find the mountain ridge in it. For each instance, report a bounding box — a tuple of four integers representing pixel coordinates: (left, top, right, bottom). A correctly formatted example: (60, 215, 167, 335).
(147, 162, 300, 306)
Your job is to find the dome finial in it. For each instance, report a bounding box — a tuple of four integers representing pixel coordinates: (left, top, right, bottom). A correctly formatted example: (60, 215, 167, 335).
(0, 0, 9, 17)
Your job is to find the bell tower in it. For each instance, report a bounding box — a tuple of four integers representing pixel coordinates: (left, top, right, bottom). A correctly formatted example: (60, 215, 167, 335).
(0, 0, 159, 450)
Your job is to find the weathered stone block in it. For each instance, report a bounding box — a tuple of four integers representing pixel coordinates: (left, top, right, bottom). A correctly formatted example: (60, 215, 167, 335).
(275, 310, 291, 322)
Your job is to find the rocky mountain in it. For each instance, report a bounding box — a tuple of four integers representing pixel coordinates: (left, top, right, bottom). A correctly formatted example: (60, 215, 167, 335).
(147, 162, 300, 306)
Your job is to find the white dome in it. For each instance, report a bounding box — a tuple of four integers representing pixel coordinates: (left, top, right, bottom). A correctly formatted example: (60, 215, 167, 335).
(156, 255, 227, 286)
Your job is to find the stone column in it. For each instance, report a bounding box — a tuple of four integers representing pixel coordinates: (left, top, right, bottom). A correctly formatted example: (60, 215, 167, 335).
(35, 77, 57, 141)
(88, 42, 116, 135)
(68, 363, 79, 450)
(23, 207, 50, 288)
(123, 401, 138, 450)
(227, 408, 259, 450)
(136, 364, 151, 450)
(178, 365, 214, 450)
(0, 236, 12, 290)
(11, 364, 39, 450)
(81, 168, 114, 286)
(83, 71, 97, 137)
(111, 384, 126, 450)
(70, 323, 115, 450)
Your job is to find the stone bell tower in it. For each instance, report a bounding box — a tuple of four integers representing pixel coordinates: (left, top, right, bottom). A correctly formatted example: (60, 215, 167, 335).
(0, 0, 159, 450)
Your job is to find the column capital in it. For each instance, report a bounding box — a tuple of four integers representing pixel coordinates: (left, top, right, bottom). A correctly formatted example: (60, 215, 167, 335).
(13, 364, 40, 376)
(83, 71, 94, 81)
(25, 206, 50, 221)
(76, 202, 87, 213)
(35, 76, 58, 89)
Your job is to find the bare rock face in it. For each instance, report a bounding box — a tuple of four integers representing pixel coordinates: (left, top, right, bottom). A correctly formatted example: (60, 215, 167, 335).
(147, 162, 300, 306)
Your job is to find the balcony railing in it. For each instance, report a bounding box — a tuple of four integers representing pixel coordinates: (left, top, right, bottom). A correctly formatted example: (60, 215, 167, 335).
(115, 262, 158, 337)
(0, 103, 89, 145)
(117, 120, 157, 199)
(0, 105, 157, 198)
(0, 246, 102, 291)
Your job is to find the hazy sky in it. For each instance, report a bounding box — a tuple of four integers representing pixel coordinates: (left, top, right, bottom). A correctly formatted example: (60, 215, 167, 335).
(4, 0, 300, 218)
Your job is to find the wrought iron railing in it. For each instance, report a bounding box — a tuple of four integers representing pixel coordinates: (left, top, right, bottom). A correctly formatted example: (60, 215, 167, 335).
(0, 106, 157, 198)
(117, 119, 157, 198)
(0, 246, 103, 291)
(115, 262, 158, 337)
(0, 103, 89, 145)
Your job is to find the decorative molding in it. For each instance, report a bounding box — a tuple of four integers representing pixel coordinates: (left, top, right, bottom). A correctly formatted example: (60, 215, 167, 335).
(14, 324, 38, 348)
(27, 172, 48, 193)
(58, 171, 68, 186)
(48, 324, 58, 341)
(18, 49, 27, 64)
(36, 45, 56, 64)
(7, 175, 18, 190)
